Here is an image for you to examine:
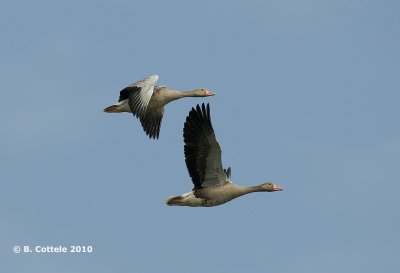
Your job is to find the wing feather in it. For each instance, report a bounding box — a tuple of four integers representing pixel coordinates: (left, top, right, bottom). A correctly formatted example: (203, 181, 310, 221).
(183, 103, 228, 189)
(127, 75, 158, 118)
(140, 108, 164, 139)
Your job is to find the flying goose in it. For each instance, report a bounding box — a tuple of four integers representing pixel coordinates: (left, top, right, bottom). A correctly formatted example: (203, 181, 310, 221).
(103, 75, 214, 139)
(166, 103, 283, 207)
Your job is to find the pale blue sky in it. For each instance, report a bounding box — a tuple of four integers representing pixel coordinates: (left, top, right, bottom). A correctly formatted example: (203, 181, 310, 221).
(1, 0, 400, 272)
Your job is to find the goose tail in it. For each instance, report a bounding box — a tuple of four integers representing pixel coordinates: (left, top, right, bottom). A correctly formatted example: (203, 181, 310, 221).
(103, 100, 130, 113)
(103, 104, 121, 112)
(165, 195, 184, 206)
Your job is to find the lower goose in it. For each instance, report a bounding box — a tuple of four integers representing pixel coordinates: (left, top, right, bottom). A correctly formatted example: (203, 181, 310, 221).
(166, 103, 283, 207)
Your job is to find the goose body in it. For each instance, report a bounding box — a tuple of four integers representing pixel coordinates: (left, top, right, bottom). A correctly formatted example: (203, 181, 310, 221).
(104, 75, 214, 139)
(166, 103, 283, 207)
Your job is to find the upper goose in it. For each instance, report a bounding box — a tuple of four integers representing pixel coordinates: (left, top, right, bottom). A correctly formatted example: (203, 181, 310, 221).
(103, 75, 214, 139)
(166, 103, 283, 207)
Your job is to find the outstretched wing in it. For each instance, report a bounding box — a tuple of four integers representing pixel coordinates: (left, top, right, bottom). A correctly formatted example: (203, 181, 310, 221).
(183, 103, 228, 189)
(118, 75, 158, 117)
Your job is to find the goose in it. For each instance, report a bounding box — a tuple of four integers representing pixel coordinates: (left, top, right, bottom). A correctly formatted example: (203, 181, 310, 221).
(103, 75, 214, 139)
(166, 103, 283, 207)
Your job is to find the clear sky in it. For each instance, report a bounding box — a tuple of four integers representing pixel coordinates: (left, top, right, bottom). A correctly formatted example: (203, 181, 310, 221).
(1, 0, 399, 272)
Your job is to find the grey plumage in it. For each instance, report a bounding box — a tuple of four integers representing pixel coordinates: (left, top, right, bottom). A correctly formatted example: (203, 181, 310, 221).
(166, 103, 283, 207)
(103, 75, 214, 139)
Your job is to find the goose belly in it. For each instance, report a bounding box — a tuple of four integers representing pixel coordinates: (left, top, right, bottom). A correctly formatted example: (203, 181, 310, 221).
(194, 186, 238, 207)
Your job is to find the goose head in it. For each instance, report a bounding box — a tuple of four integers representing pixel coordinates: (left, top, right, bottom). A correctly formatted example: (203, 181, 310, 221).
(260, 182, 284, 192)
(191, 88, 215, 97)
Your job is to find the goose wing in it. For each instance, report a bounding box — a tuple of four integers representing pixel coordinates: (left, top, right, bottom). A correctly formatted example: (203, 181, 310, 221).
(183, 103, 228, 189)
(139, 107, 164, 139)
(118, 75, 159, 118)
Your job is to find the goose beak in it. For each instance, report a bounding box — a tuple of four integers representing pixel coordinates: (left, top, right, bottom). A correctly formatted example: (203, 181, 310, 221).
(273, 184, 284, 191)
(206, 90, 215, 96)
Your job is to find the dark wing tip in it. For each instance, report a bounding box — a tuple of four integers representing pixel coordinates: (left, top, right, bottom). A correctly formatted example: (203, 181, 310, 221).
(119, 86, 140, 102)
(183, 103, 213, 141)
